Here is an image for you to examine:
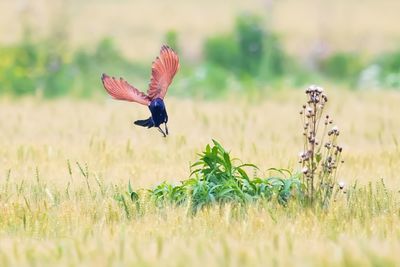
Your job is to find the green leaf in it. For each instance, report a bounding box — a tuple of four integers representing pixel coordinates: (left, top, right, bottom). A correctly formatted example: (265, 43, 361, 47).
(267, 168, 292, 177)
(316, 153, 322, 163)
(236, 167, 250, 180)
(238, 163, 259, 169)
(128, 180, 133, 194)
(212, 139, 225, 153)
(130, 191, 139, 202)
(223, 152, 232, 173)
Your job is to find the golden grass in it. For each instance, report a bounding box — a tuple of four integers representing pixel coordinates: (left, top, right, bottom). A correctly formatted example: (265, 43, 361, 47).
(0, 90, 399, 266)
(1, 90, 399, 187)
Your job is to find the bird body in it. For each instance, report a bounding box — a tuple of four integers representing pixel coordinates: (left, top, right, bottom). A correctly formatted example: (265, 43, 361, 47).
(101, 45, 179, 137)
(134, 98, 169, 135)
(148, 98, 168, 127)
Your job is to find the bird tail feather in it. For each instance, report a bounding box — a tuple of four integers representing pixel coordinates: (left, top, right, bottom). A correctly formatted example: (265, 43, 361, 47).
(134, 117, 154, 128)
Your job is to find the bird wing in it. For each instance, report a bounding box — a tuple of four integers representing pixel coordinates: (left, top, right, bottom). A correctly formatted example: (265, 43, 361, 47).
(101, 74, 150, 106)
(147, 45, 180, 100)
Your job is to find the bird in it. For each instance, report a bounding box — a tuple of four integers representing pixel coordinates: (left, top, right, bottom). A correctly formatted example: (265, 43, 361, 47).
(101, 45, 179, 137)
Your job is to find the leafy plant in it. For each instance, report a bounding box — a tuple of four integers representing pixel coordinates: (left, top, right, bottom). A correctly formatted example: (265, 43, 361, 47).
(188, 140, 260, 209)
(204, 35, 240, 74)
(204, 14, 287, 78)
(319, 52, 364, 85)
(0, 37, 146, 98)
(258, 33, 286, 80)
(165, 30, 180, 53)
(124, 140, 302, 213)
(373, 49, 400, 88)
(236, 14, 264, 76)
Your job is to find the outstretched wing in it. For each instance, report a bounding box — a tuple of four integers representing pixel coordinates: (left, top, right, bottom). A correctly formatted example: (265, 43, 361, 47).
(147, 45, 180, 100)
(101, 74, 150, 106)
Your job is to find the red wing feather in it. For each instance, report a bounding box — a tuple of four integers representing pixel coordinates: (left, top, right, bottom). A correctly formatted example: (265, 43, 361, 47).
(101, 74, 150, 106)
(147, 45, 180, 100)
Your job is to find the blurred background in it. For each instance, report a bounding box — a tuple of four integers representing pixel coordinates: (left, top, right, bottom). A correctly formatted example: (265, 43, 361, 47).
(0, 0, 399, 99)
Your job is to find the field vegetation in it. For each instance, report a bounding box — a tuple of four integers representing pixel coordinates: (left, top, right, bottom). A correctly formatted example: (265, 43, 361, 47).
(1, 89, 400, 266)
(0, 0, 400, 266)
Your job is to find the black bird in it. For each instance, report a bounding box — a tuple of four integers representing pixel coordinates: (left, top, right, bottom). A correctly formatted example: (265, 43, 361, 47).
(101, 45, 179, 137)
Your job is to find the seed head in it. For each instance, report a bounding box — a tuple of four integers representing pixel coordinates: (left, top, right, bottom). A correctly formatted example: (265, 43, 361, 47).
(301, 166, 309, 174)
(338, 181, 345, 190)
(324, 142, 332, 149)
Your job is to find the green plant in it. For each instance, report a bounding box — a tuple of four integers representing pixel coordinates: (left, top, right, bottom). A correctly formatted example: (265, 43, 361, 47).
(376, 49, 400, 74)
(0, 37, 147, 98)
(204, 35, 240, 74)
(204, 14, 265, 77)
(0, 42, 43, 95)
(188, 140, 260, 210)
(259, 33, 286, 80)
(165, 30, 180, 53)
(202, 13, 292, 91)
(320, 52, 364, 85)
(124, 140, 301, 213)
(236, 14, 264, 76)
(151, 181, 187, 206)
(374, 49, 400, 88)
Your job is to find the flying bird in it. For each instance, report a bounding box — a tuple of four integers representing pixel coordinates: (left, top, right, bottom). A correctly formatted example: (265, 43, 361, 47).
(101, 45, 179, 137)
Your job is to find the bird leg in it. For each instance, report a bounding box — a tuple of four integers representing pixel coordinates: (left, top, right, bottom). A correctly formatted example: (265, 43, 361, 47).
(165, 123, 169, 135)
(157, 126, 167, 138)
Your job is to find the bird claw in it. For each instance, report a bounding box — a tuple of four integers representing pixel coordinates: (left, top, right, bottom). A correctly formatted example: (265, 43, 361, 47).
(165, 123, 169, 135)
(157, 127, 167, 138)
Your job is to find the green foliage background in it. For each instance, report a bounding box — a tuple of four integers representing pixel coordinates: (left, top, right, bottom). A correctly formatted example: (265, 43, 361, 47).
(0, 14, 399, 99)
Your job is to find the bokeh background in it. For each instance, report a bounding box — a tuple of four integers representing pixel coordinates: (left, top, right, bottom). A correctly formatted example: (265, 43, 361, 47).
(1, 0, 400, 99)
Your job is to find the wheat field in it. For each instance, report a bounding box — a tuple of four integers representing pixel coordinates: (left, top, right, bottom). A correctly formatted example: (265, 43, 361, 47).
(1, 0, 400, 265)
(0, 90, 399, 266)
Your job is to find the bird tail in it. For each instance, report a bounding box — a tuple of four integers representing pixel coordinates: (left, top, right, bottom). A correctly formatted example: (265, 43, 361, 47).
(134, 117, 154, 128)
